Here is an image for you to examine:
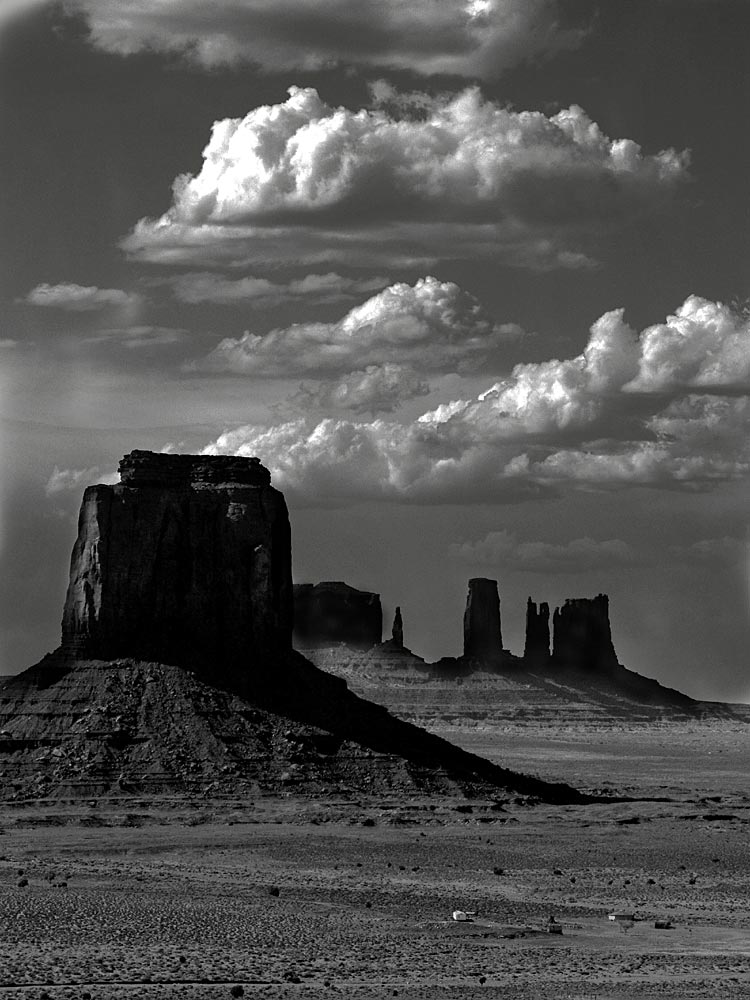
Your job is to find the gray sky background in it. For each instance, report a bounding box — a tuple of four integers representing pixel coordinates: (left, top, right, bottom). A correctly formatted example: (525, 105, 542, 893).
(1, 0, 748, 701)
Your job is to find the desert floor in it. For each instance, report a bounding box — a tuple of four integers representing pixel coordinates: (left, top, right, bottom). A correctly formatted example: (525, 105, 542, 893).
(1, 720, 750, 999)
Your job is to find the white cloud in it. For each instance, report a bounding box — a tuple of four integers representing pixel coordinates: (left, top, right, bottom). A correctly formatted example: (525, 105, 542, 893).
(122, 86, 688, 269)
(25, 282, 142, 312)
(205, 397, 750, 503)
(285, 364, 431, 416)
(124, 218, 600, 272)
(202, 296, 750, 503)
(45, 465, 118, 496)
(63, 0, 585, 78)
(170, 271, 389, 306)
(195, 276, 521, 378)
(625, 296, 750, 393)
(450, 531, 641, 573)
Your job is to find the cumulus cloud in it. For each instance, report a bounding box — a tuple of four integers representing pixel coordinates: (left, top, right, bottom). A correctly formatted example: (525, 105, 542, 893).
(450, 531, 641, 573)
(195, 276, 521, 379)
(122, 86, 688, 269)
(62, 0, 584, 78)
(284, 364, 431, 416)
(170, 271, 388, 306)
(625, 296, 750, 393)
(202, 296, 750, 503)
(457, 295, 750, 438)
(25, 282, 142, 311)
(205, 396, 750, 503)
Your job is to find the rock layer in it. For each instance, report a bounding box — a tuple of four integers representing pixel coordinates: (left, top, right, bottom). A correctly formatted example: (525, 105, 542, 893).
(60, 450, 292, 681)
(0, 658, 511, 800)
(552, 595, 619, 673)
(463, 579, 503, 663)
(302, 642, 733, 730)
(0, 651, 588, 803)
(293, 582, 382, 650)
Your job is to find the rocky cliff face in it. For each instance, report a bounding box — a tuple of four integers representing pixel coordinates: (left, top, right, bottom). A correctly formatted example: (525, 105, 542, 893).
(463, 578, 503, 663)
(552, 595, 619, 673)
(60, 450, 292, 681)
(524, 598, 550, 666)
(293, 582, 382, 650)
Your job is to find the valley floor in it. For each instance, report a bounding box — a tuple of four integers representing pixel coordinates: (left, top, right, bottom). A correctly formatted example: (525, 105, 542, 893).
(1, 721, 749, 999)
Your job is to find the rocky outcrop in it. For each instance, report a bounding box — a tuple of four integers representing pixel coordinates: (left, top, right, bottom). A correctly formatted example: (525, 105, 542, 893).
(391, 607, 404, 648)
(0, 652, 591, 801)
(463, 579, 503, 663)
(60, 450, 292, 683)
(524, 598, 550, 666)
(0, 658, 512, 799)
(0, 450, 595, 804)
(552, 594, 619, 673)
(299, 589, 732, 730)
(293, 582, 382, 650)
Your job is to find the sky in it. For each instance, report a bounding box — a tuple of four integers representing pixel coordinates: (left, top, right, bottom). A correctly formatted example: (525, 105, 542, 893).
(1, 0, 749, 701)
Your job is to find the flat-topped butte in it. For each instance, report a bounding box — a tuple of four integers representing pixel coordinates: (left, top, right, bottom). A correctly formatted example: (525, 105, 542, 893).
(118, 449, 271, 487)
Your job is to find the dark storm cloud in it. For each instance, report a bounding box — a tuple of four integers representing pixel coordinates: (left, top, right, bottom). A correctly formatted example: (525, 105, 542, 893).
(121, 86, 688, 271)
(60, 0, 586, 78)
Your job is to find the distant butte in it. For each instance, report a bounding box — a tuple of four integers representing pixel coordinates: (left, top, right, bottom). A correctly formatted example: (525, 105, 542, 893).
(293, 581, 382, 650)
(298, 577, 745, 727)
(551, 595, 619, 673)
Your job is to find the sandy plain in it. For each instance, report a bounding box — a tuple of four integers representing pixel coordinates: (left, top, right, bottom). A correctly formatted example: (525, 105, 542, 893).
(1, 720, 749, 1000)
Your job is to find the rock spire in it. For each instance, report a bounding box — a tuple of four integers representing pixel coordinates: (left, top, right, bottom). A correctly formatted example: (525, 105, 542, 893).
(391, 606, 404, 648)
(524, 598, 550, 665)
